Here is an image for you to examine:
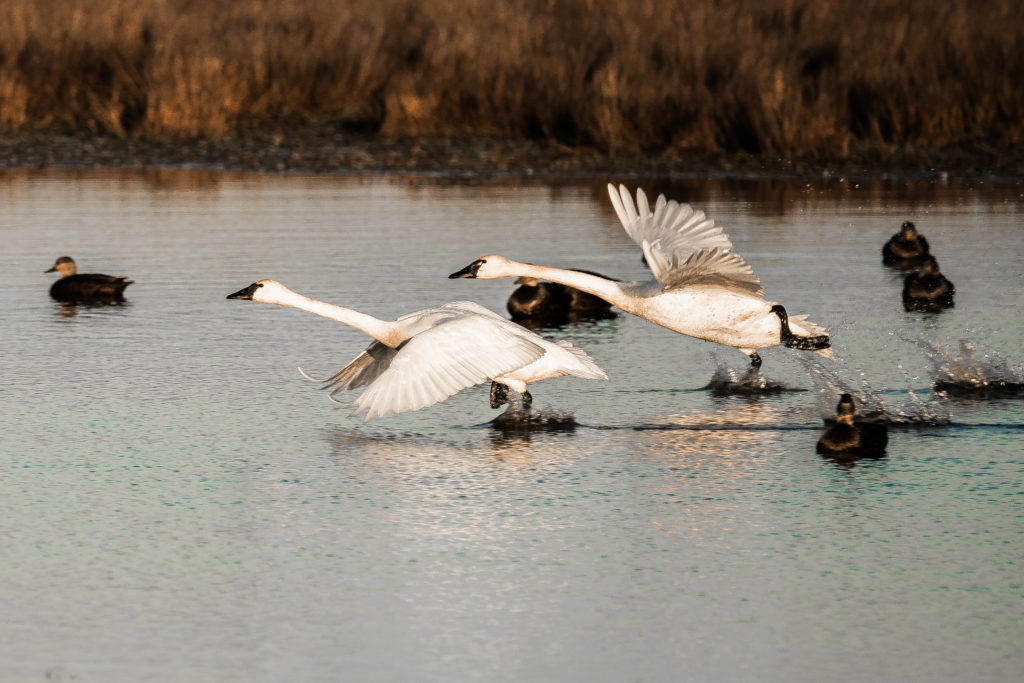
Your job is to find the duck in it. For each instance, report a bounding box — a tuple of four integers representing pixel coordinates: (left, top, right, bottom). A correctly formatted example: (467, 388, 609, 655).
(450, 184, 833, 369)
(226, 280, 607, 421)
(45, 256, 133, 302)
(816, 393, 888, 455)
(507, 269, 616, 324)
(902, 257, 955, 312)
(882, 221, 931, 268)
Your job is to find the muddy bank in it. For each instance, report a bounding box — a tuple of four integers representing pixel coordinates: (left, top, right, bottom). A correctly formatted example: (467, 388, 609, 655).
(1, 133, 1021, 182)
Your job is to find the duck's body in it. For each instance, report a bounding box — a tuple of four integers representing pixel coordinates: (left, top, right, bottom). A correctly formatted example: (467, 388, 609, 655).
(817, 394, 888, 455)
(227, 280, 606, 421)
(507, 279, 573, 320)
(883, 221, 931, 268)
(45, 256, 132, 302)
(507, 271, 616, 324)
(903, 257, 954, 312)
(452, 184, 832, 368)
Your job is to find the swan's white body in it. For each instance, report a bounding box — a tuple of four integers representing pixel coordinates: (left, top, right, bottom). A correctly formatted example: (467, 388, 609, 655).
(451, 184, 833, 364)
(227, 280, 606, 421)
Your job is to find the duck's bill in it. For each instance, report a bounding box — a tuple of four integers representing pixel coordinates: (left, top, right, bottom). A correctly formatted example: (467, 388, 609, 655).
(226, 283, 260, 300)
(44, 266, 57, 273)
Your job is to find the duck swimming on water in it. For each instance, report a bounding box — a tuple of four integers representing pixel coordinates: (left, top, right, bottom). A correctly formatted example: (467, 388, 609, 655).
(507, 270, 616, 325)
(882, 221, 931, 268)
(816, 393, 888, 456)
(226, 279, 607, 420)
(45, 256, 133, 302)
(451, 184, 833, 369)
(903, 257, 955, 312)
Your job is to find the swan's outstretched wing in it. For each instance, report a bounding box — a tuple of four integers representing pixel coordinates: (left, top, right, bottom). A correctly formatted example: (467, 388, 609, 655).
(659, 248, 765, 296)
(352, 313, 547, 421)
(299, 341, 399, 395)
(607, 184, 737, 286)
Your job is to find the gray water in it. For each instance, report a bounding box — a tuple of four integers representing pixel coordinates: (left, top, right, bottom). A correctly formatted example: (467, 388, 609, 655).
(2, 169, 1022, 682)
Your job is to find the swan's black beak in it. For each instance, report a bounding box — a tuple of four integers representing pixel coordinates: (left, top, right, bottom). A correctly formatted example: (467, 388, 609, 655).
(227, 282, 262, 300)
(449, 259, 483, 279)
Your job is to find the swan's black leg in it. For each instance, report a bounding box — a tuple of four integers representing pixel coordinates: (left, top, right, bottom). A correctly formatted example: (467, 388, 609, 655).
(749, 352, 762, 369)
(771, 304, 831, 351)
(490, 382, 509, 409)
(521, 390, 533, 408)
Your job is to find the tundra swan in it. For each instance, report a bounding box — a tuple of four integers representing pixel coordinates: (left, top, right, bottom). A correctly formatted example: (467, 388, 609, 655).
(816, 394, 888, 455)
(451, 184, 833, 368)
(882, 220, 931, 268)
(226, 280, 607, 421)
(45, 256, 133, 302)
(902, 257, 955, 312)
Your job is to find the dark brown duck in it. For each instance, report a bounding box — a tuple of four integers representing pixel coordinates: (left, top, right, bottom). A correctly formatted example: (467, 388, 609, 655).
(507, 270, 616, 325)
(46, 256, 133, 302)
(902, 257, 954, 312)
(817, 393, 888, 456)
(882, 221, 931, 268)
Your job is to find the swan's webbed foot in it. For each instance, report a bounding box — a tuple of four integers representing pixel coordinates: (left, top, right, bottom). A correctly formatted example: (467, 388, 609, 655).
(749, 352, 762, 369)
(490, 382, 509, 409)
(521, 390, 533, 408)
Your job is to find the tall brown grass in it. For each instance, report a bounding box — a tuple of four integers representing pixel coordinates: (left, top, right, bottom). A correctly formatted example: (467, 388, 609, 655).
(1, 0, 1021, 160)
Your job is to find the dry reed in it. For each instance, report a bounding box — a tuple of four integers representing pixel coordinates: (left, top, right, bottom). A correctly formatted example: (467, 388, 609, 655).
(1, 0, 1021, 162)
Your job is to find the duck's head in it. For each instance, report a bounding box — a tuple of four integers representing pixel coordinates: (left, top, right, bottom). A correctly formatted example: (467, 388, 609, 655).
(449, 255, 516, 280)
(900, 221, 918, 239)
(514, 276, 540, 287)
(836, 393, 857, 424)
(227, 279, 292, 304)
(45, 256, 77, 277)
(919, 257, 941, 276)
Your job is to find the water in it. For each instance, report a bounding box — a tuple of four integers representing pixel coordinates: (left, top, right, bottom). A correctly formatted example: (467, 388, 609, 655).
(2, 169, 1022, 681)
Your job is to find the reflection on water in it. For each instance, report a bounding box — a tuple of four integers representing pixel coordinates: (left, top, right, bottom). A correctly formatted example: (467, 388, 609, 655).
(1, 169, 1022, 682)
(488, 403, 578, 434)
(52, 299, 133, 320)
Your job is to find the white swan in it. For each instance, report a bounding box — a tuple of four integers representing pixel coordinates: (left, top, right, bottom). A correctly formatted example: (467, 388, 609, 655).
(450, 184, 833, 368)
(226, 280, 607, 421)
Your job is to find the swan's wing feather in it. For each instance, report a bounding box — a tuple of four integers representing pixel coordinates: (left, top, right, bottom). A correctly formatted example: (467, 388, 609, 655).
(660, 248, 765, 296)
(351, 314, 547, 421)
(299, 341, 399, 395)
(608, 184, 736, 285)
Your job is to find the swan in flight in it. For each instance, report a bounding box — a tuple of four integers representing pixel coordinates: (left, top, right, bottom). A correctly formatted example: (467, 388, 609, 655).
(226, 280, 607, 421)
(450, 184, 833, 368)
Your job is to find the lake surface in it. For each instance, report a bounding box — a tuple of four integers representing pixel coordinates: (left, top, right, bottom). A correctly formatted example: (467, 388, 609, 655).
(2, 169, 1022, 682)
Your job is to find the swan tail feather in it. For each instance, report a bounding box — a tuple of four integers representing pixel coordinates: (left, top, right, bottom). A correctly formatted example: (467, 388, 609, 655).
(554, 340, 609, 380)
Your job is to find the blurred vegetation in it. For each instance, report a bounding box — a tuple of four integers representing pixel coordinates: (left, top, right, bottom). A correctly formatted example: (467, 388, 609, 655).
(1, 0, 1021, 163)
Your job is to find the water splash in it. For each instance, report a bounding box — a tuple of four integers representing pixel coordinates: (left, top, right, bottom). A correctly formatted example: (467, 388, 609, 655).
(910, 338, 1024, 398)
(699, 356, 804, 396)
(798, 356, 951, 426)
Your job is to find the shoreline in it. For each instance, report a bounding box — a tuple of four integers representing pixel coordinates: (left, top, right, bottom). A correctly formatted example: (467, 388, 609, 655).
(1, 133, 1021, 183)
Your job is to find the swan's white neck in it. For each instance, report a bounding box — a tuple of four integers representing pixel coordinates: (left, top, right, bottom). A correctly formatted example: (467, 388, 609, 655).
(268, 289, 401, 347)
(501, 262, 630, 309)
